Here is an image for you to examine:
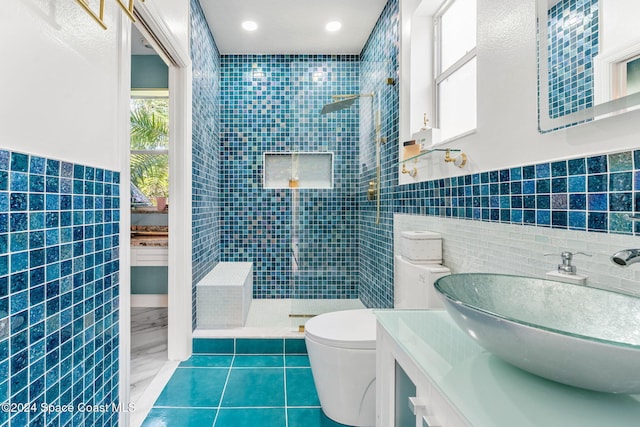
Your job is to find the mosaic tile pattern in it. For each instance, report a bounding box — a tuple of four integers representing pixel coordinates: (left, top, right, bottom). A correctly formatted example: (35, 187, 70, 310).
(220, 55, 360, 299)
(358, 0, 400, 309)
(0, 149, 120, 427)
(547, 0, 599, 118)
(394, 150, 640, 236)
(191, 0, 222, 329)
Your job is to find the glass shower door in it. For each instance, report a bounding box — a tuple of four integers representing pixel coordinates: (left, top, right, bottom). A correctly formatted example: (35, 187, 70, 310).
(287, 59, 361, 331)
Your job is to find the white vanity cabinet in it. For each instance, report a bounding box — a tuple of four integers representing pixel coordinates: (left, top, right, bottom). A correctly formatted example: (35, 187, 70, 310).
(375, 310, 640, 427)
(376, 312, 468, 427)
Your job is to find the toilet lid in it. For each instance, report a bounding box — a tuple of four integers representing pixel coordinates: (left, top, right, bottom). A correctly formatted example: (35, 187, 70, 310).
(304, 309, 376, 350)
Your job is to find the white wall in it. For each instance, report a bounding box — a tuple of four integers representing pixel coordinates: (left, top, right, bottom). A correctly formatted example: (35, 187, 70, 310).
(0, 1, 123, 169)
(399, 0, 640, 184)
(0, 0, 189, 170)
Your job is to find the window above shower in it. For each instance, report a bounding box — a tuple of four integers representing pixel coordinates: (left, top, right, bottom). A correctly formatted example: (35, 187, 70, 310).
(263, 152, 333, 189)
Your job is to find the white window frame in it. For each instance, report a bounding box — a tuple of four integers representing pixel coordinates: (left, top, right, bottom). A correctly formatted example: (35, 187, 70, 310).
(433, 0, 477, 141)
(615, 53, 640, 98)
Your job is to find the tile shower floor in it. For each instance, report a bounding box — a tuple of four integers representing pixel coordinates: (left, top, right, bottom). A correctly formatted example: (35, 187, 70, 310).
(141, 352, 348, 427)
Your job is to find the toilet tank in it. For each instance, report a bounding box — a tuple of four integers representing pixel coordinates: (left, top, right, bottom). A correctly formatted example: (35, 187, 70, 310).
(400, 231, 442, 263)
(395, 255, 450, 309)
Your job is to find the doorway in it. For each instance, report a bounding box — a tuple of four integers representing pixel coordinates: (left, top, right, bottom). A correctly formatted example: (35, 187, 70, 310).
(129, 23, 170, 406)
(118, 7, 193, 426)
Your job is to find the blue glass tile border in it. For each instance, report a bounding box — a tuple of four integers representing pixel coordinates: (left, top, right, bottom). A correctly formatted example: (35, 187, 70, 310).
(393, 150, 640, 236)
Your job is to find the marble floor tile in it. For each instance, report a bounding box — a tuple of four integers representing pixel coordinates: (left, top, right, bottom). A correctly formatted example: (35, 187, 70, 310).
(130, 308, 168, 405)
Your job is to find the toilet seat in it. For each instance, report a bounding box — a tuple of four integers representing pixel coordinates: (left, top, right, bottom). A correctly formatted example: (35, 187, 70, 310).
(304, 309, 376, 350)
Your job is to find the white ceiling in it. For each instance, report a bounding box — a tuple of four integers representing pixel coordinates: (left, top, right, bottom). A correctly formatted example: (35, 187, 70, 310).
(200, 0, 388, 55)
(131, 25, 158, 55)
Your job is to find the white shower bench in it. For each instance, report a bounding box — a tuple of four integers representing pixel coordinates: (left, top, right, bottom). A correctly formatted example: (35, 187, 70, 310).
(196, 262, 253, 328)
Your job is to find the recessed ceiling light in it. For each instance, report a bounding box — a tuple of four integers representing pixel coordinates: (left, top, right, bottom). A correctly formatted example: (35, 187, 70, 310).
(325, 21, 342, 32)
(241, 20, 258, 31)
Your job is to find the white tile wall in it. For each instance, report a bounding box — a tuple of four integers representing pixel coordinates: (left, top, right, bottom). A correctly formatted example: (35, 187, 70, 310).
(394, 214, 640, 296)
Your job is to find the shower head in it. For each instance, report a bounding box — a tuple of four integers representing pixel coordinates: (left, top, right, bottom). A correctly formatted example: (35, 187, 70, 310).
(320, 92, 375, 115)
(320, 96, 358, 114)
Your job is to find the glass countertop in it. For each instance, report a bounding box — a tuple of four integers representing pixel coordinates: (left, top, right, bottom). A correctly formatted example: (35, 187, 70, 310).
(375, 310, 640, 427)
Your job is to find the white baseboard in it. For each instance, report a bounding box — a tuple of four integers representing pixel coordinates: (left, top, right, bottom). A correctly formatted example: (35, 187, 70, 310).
(131, 294, 168, 307)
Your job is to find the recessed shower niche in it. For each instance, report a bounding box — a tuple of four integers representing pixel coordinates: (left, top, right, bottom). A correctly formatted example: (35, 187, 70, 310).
(263, 152, 334, 189)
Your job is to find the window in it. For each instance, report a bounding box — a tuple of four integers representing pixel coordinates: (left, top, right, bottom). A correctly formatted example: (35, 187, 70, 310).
(434, 0, 477, 141)
(130, 90, 169, 207)
(626, 56, 640, 96)
(613, 54, 640, 99)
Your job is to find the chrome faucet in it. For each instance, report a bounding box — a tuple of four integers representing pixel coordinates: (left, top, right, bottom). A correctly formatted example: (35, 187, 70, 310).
(611, 249, 640, 267)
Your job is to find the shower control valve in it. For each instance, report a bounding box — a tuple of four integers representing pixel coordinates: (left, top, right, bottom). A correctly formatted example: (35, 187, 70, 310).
(367, 181, 376, 201)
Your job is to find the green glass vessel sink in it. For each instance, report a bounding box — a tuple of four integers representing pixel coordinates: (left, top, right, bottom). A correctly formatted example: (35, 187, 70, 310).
(434, 273, 640, 394)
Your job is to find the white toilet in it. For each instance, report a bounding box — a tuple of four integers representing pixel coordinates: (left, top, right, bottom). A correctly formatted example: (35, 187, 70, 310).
(305, 309, 377, 427)
(305, 231, 450, 427)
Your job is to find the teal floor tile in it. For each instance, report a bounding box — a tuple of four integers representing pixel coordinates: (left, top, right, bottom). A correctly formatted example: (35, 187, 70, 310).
(215, 408, 286, 427)
(285, 355, 310, 367)
(180, 355, 233, 368)
(154, 368, 229, 407)
(233, 355, 284, 367)
(236, 338, 284, 354)
(142, 408, 217, 427)
(287, 408, 349, 427)
(286, 368, 320, 406)
(285, 338, 307, 354)
(193, 338, 234, 354)
(221, 368, 284, 407)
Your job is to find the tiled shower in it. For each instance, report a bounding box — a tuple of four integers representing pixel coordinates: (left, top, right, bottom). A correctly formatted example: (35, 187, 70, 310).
(190, 0, 402, 311)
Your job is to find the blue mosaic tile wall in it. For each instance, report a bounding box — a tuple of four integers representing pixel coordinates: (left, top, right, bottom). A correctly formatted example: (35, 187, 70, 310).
(0, 149, 120, 427)
(191, 0, 221, 328)
(358, 0, 400, 309)
(393, 150, 640, 236)
(547, 0, 599, 118)
(220, 55, 360, 299)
